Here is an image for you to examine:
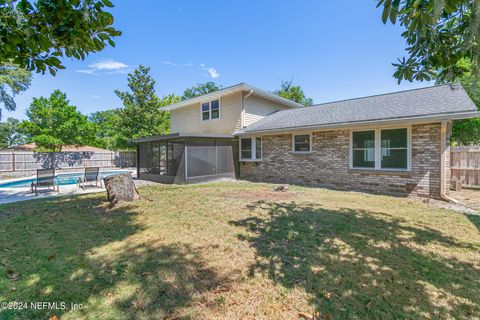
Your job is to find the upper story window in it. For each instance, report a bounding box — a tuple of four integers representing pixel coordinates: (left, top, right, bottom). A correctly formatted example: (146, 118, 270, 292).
(240, 137, 262, 161)
(293, 134, 311, 153)
(201, 99, 220, 121)
(351, 127, 409, 171)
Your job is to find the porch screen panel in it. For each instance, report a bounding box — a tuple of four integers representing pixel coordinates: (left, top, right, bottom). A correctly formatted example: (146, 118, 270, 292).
(151, 143, 160, 174)
(186, 138, 216, 177)
(167, 140, 185, 177)
(138, 142, 153, 174)
(159, 143, 167, 175)
(216, 139, 235, 174)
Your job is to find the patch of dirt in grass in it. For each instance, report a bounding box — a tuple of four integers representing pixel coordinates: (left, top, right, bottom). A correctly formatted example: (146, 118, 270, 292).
(450, 188, 480, 211)
(218, 189, 297, 201)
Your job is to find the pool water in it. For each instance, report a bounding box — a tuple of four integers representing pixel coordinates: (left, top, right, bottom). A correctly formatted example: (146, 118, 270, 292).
(0, 170, 133, 188)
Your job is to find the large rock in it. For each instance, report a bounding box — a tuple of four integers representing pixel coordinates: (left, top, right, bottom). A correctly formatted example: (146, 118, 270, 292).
(103, 173, 139, 206)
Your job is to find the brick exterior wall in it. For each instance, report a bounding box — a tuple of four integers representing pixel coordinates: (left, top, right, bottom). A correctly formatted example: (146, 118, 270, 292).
(240, 123, 447, 199)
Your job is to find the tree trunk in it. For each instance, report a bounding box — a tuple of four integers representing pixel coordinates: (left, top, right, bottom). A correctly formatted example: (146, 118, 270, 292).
(104, 173, 139, 206)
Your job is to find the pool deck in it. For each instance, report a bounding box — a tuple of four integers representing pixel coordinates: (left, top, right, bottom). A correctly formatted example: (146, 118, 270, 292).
(0, 170, 139, 205)
(0, 179, 157, 205)
(0, 184, 108, 205)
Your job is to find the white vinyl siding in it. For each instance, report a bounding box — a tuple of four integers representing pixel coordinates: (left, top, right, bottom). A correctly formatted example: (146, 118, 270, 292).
(244, 94, 291, 127)
(171, 92, 242, 134)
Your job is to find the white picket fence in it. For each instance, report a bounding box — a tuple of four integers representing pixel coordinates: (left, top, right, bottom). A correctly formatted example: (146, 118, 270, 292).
(0, 151, 136, 173)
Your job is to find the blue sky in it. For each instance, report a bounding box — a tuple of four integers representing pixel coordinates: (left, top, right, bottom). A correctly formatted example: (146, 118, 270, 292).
(8, 0, 433, 119)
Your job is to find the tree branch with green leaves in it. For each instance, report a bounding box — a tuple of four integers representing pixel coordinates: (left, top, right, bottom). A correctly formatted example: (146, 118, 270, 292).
(272, 80, 313, 107)
(0, 0, 121, 75)
(378, 0, 480, 83)
(0, 62, 32, 119)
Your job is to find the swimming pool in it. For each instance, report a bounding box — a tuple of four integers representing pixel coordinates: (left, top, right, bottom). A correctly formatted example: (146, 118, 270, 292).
(0, 170, 134, 188)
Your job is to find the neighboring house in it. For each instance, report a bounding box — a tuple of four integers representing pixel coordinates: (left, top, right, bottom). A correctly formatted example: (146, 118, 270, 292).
(133, 83, 479, 199)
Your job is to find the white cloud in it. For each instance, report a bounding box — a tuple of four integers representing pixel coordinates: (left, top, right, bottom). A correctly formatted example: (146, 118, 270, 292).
(76, 59, 133, 75)
(162, 61, 178, 66)
(160, 59, 221, 79)
(76, 69, 96, 74)
(90, 95, 100, 99)
(207, 67, 220, 79)
(90, 60, 129, 70)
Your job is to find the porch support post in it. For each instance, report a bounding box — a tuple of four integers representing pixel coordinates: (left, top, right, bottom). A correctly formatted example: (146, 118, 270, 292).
(136, 144, 140, 178)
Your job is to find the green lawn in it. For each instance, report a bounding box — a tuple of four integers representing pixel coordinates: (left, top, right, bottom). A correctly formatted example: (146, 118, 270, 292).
(0, 182, 479, 319)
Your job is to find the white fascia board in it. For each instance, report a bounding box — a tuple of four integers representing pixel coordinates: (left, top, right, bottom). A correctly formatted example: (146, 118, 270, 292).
(234, 111, 480, 136)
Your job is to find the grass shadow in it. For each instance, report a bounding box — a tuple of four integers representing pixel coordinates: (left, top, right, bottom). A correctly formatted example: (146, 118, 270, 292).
(467, 213, 480, 232)
(0, 194, 225, 319)
(231, 200, 480, 319)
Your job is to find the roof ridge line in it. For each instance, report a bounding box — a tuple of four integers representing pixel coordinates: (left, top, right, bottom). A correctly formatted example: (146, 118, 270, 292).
(310, 83, 460, 108)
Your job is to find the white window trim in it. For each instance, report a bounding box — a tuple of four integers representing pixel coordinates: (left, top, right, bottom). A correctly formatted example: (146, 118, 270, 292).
(239, 136, 262, 161)
(255, 136, 263, 160)
(349, 125, 411, 171)
(292, 133, 313, 153)
(200, 98, 221, 121)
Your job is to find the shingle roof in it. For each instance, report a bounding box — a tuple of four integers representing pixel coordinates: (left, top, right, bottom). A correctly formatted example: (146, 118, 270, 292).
(237, 84, 479, 134)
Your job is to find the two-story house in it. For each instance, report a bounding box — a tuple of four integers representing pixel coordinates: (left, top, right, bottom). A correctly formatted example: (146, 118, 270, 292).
(132, 82, 479, 199)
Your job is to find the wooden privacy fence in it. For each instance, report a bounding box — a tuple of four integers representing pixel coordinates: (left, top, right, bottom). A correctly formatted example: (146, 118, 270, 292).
(0, 151, 136, 173)
(450, 146, 480, 187)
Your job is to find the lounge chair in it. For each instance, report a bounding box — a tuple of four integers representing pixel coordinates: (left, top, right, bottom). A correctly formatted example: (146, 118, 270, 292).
(77, 167, 101, 189)
(31, 168, 59, 196)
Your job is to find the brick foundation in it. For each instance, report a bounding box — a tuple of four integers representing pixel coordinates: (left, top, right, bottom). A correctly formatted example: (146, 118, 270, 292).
(240, 123, 447, 199)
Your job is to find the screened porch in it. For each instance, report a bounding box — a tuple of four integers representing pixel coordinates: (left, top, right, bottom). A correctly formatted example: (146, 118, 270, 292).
(133, 133, 238, 184)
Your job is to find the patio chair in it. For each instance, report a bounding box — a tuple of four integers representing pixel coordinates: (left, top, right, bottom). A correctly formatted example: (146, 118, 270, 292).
(77, 167, 101, 189)
(31, 168, 59, 196)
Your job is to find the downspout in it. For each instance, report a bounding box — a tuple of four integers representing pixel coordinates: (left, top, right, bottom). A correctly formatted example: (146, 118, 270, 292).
(440, 120, 458, 203)
(239, 90, 254, 180)
(241, 89, 254, 128)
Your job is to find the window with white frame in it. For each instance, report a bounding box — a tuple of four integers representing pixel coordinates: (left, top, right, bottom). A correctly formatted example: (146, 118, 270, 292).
(255, 137, 262, 159)
(381, 128, 408, 169)
(293, 134, 311, 153)
(351, 127, 409, 170)
(240, 137, 262, 160)
(201, 99, 220, 121)
(352, 130, 375, 168)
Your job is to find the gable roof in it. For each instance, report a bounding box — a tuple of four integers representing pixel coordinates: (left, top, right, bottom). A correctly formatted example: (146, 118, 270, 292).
(162, 83, 303, 111)
(236, 84, 479, 135)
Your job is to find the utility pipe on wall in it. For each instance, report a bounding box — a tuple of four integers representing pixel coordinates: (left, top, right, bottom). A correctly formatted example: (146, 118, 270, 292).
(440, 120, 458, 203)
(241, 90, 254, 128)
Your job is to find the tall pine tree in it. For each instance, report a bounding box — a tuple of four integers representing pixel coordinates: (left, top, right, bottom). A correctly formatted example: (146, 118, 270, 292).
(114, 66, 178, 149)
